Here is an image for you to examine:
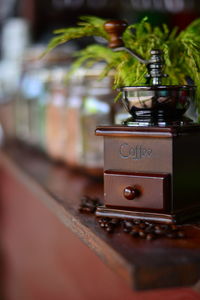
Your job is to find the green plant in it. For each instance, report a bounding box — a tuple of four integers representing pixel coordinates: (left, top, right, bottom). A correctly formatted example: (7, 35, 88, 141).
(46, 16, 200, 109)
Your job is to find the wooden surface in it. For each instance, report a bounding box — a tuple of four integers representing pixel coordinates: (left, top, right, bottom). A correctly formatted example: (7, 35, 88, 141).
(0, 155, 140, 300)
(1, 142, 200, 293)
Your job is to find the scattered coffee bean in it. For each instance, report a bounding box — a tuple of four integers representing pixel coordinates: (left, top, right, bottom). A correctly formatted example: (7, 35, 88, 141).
(139, 223, 146, 229)
(144, 221, 151, 226)
(79, 196, 102, 213)
(146, 233, 155, 241)
(106, 228, 113, 233)
(110, 218, 121, 226)
(124, 221, 134, 228)
(171, 225, 178, 231)
(97, 218, 118, 234)
(97, 217, 186, 240)
(154, 228, 164, 236)
(144, 227, 153, 234)
(177, 231, 185, 238)
(79, 197, 186, 240)
(166, 232, 177, 239)
(123, 227, 131, 233)
(139, 230, 146, 238)
(130, 227, 140, 237)
(100, 223, 105, 228)
(161, 224, 169, 230)
(133, 220, 141, 225)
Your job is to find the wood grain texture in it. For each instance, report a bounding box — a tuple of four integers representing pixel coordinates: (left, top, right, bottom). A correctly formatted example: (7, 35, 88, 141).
(0, 161, 135, 300)
(99, 124, 200, 224)
(104, 171, 170, 210)
(1, 142, 200, 293)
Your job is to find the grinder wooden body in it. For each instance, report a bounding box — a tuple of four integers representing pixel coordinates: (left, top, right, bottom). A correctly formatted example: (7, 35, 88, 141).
(95, 124, 200, 224)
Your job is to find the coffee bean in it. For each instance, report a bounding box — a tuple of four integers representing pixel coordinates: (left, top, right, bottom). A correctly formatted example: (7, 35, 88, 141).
(166, 232, 177, 239)
(100, 223, 105, 228)
(80, 206, 94, 213)
(79, 196, 102, 213)
(146, 233, 155, 240)
(123, 227, 131, 233)
(133, 220, 141, 225)
(124, 221, 134, 228)
(93, 197, 102, 207)
(144, 221, 151, 226)
(130, 227, 140, 236)
(144, 227, 153, 234)
(161, 224, 169, 230)
(154, 225, 162, 230)
(171, 225, 178, 231)
(154, 228, 164, 235)
(101, 218, 109, 223)
(139, 230, 146, 238)
(139, 223, 146, 229)
(110, 218, 120, 225)
(106, 226, 114, 233)
(177, 231, 185, 238)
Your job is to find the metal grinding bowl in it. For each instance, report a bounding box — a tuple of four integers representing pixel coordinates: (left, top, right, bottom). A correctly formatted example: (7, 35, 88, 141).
(121, 85, 196, 125)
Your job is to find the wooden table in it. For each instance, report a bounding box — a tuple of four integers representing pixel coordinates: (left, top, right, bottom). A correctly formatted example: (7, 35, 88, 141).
(1, 142, 200, 300)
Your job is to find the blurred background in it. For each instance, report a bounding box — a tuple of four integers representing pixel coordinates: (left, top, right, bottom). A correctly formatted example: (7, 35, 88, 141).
(0, 0, 199, 176)
(1, 1, 200, 300)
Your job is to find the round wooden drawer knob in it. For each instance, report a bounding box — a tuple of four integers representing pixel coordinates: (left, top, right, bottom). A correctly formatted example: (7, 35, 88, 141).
(123, 186, 137, 200)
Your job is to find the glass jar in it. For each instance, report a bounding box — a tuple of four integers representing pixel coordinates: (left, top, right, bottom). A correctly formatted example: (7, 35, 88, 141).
(19, 63, 48, 145)
(80, 66, 115, 176)
(15, 46, 50, 144)
(45, 67, 69, 160)
(0, 17, 30, 142)
(15, 85, 30, 142)
(15, 46, 73, 152)
(0, 90, 16, 140)
(63, 69, 86, 167)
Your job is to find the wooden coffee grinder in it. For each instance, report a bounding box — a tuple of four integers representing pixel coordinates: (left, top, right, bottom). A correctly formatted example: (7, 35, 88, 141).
(95, 20, 200, 224)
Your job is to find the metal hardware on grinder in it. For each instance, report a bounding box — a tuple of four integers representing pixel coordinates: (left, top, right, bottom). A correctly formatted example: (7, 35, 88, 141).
(123, 186, 138, 200)
(79, 196, 186, 240)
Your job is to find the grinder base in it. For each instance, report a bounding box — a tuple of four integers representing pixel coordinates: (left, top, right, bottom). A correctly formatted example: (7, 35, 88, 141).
(96, 206, 200, 224)
(95, 123, 200, 225)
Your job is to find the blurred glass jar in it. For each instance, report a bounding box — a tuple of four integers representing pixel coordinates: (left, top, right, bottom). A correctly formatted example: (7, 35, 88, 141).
(15, 80, 31, 142)
(0, 82, 16, 140)
(0, 17, 31, 140)
(17, 53, 49, 145)
(45, 67, 70, 160)
(63, 68, 86, 167)
(16, 46, 73, 150)
(15, 46, 46, 143)
(0, 99, 16, 140)
(80, 66, 115, 176)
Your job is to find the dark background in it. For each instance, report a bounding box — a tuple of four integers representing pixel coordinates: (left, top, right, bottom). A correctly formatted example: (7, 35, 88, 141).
(0, 0, 199, 48)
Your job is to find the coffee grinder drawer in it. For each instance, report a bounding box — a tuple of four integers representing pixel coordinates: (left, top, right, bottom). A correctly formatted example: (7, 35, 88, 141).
(104, 171, 171, 211)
